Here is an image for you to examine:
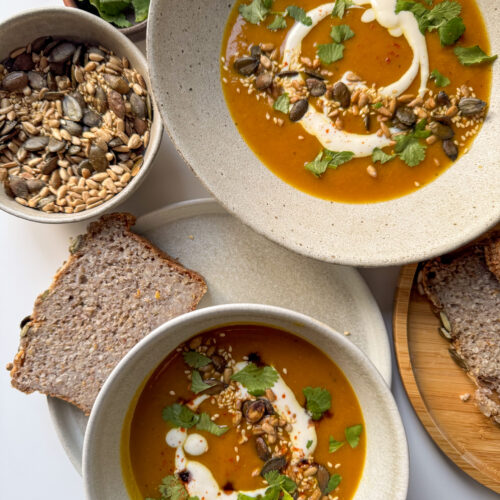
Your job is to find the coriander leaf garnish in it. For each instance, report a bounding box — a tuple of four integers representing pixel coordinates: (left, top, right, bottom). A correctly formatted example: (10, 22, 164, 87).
(196, 412, 229, 436)
(156, 474, 190, 500)
(190, 370, 212, 394)
(286, 6, 313, 26)
(317, 42, 344, 64)
(306, 439, 313, 449)
(331, 0, 353, 19)
(231, 362, 278, 396)
(239, 0, 272, 24)
(329, 436, 345, 453)
(330, 24, 355, 43)
(345, 423, 363, 448)
(162, 403, 199, 428)
(425, 0, 461, 31)
(396, 136, 427, 167)
(430, 68, 451, 87)
(303, 386, 331, 420)
(438, 16, 465, 46)
(183, 350, 212, 369)
(454, 45, 498, 65)
(274, 93, 291, 114)
(325, 474, 342, 494)
(268, 14, 287, 30)
(264, 471, 297, 493)
(372, 147, 396, 164)
(237, 495, 255, 500)
(413, 118, 432, 139)
(305, 149, 354, 176)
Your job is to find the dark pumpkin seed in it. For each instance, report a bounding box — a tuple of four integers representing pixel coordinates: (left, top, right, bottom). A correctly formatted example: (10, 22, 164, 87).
(255, 437, 271, 462)
(23, 136, 49, 151)
(19, 315, 32, 329)
(72, 45, 83, 65)
(255, 72, 273, 90)
(458, 97, 487, 116)
(8, 176, 29, 198)
(108, 137, 123, 148)
(26, 179, 45, 193)
(70, 91, 86, 109)
(277, 70, 299, 78)
(429, 121, 454, 140)
(134, 118, 148, 135)
(62, 95, 83, 122)
(48, 42, 76, 63)
(47, 72, 57, 90)
(234, 56, 259, 76)
(1, 120, 17, 136)
(94, 86, 108, 113)
(88, 144, 109, 172)
(395, 107, 417, 127)
(104, 74, 130, 94)
(211, 354, 226, 372)
(242, 400, 266, 423)
(49, 61, 68, 76)
(27, 71, 46, 90)
(47, 137, 66, 153)
(31, 36, 51, 53)
(107, 90, 125, 119)
(40, 156, 59, 175)
(60, 119, 83, 137)
(3, 178, 14, 198)
(433, 115, 452, 126)
(250, 45, 262, 58)
(306, 78, 326, 97)
(332, 81, 351, 108)
(260, 456, 287, 477)
(304, 70, 324, 80)
(198, 379, 228, 396)
(13, 53, 34, 72)
(316, 465, 330, 495)
(442, 139, 458, 161)
(130, 92, 146, 119)
(363, 112, 371, 131)
(1, 71, 28, 92)
(44, 91, 65, 101)
(289, 99, 308, 121)
(83, 109, 102, 128)
(77, 159, 93, 175)
(435, 91, 451, 107)
(68, 145, 81, 155)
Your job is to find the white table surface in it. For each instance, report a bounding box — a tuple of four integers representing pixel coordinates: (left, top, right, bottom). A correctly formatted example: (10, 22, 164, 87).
(0, 2, 498, 499)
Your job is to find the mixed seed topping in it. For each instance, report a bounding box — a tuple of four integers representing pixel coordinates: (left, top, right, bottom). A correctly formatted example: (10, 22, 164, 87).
(155, 333, 364, 500)
(0, 37, 152, 214)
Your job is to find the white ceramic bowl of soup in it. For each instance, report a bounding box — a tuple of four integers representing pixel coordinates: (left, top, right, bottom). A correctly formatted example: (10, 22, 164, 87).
(83, 303, 408, 500)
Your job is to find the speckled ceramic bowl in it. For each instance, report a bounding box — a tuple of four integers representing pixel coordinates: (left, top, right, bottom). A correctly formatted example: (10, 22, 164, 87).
(0, 7, 162, 224)
(83, 304, 408, 500)
(147, 0, 500, 266)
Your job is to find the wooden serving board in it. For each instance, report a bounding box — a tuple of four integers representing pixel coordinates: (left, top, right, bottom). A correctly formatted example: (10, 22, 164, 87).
(394, 264, 500, 493)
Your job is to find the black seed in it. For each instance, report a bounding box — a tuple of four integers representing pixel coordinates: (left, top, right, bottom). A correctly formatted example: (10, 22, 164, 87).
(395, 107, 417, 127)
(255, 437, 271, 462)
(255, 72, 273, 90)
(458, 97, 487, 116)
(289, 99, 308, 121)
(304, 70, 324, 80)
(48, 42, 76, 63)
(250, 45, 262, 58)
(306, 78, 326, 97)
(233, 56, 259, 76)
(332, 81, 350, 108)
(429, 121, 454, 140)
(316, 465, 330, 495)
(277, 70, 299, 78)
(260, 456, 287, 477)
(442, 139, 458, 161)
(435, 91, 451, 107)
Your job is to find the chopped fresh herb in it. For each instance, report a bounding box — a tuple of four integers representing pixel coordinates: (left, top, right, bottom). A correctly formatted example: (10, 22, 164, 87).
(231, 362, 278, 396)
(454, 45, 498, 65)
(413, 118, 432, 138)
(372, 147, 396, 164)
(196, 412, 229, 436)
(325, 474, 342, 494)
(372, 101, 383, 109)
(305, 149, 354, 176)
(395, 119, 430, 167)
(273, 93, 290, 114)
(306, 439, 313, 449)
(268, 14, 287, 30)
(425, 0, 461, 30)
(239, 0, 272, 24)
(303, 386, 331, 420)
(430, 68, 450, 87)
(237, 495, 255, 500)
(345, 423, 363, 448)
(329, 436, 345, 453)
(330, 24, 355, 43)
(331, 0, 353, 19)
(183, 350, 211, 369)
(438, 16, 465, 45)
(317, 43, 344, 64)
(190, 370, 211, 394)
(264, 471, 297, 493)
(286, 5, 313, 26)
(154, 474, 190, 500)
(162, 403, 199, 428)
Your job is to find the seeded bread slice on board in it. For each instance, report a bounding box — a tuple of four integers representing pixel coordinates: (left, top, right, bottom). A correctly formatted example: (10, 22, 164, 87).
(10, 213, 207, 415)
(421, 238, 500, 425)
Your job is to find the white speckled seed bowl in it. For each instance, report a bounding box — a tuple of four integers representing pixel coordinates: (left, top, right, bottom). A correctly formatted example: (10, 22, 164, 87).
(147, 0, 500, 266)
(0, 7, 162, 223)
(83, 304, 408, 500)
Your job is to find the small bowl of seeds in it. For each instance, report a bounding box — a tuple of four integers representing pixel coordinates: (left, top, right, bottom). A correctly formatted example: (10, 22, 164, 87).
(0, 7, 162, 223)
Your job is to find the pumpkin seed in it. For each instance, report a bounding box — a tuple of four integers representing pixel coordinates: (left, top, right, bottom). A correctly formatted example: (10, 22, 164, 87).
(332, 81, 351, 108)
(306, 78, 326, 97)
(13, 53, 34, 72)
(289, 99, 308, 122)
(233, 56, 259, 76)
(395, 107, 417, 127)
(429, 121, 454, 140)
(255, 72, 273, 90)
(250, 45, 262, 58)
(88, 144, 109, 172)
(62, 95, 83, 122)
(198, 379, 228, 396)
(435, 91, 451, 107)
(458, 97, 487, 116)
(1, 71, 28, 91)
(104, 74, 130, 94)
(438, 327, 452, 340)
(107, 89, 125, 119)
(8, 175, 29, 198)
(277, 70, 299, 78)
(82, 109, 102, 128)
(442, 139, 458, 161)
(255, 437, 271, 462)
(48, 42, 76, 63)
(129, 92, 146, 119)
(448, 348, 468, 371)
(440, 311, 451, 331)
(40, 156, 59, 175)
(60, 119, 83, 137)
(304, 70, 324, 80)
(23, 136, 49, 151)
(316, 465, 330, 495)
(27, 71, 46, 90)
(242, 400, 266, 423)
(260, 456, 287, 477)
(47, 137, 66, 153)
(26, 179, 45, 193)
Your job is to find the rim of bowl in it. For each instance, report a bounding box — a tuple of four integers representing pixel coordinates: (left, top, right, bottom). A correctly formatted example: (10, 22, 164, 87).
(0, 7, 161, 224)
(83, 303, 409, 500)
(62, 0, 148, 36)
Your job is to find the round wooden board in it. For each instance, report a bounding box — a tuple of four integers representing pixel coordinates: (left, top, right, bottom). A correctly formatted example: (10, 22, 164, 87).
(394, 264, 500, 493)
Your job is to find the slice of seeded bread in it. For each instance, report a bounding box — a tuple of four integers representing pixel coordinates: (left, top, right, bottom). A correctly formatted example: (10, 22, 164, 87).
(421, 236, 500, 425)
(10, 213, 207, 415)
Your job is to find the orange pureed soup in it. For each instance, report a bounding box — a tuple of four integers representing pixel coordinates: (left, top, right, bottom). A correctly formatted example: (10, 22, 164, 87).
(221, 0, 495, 203)
(123, 325, 365, 499)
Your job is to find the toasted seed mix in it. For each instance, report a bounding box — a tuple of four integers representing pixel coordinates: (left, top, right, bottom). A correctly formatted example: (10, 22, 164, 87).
(0, 37, 152, 214)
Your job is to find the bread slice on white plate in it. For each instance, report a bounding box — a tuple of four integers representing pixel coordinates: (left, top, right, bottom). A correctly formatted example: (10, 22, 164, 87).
(10, 213, 207, 415)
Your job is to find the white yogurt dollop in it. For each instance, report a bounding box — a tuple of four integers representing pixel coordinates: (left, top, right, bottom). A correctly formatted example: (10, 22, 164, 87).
(282, 0, 430, 157)
(184, 433, 208, 456)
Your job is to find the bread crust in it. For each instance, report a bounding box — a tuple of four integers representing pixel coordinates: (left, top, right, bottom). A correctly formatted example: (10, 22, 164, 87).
(10, 213, 207, 415)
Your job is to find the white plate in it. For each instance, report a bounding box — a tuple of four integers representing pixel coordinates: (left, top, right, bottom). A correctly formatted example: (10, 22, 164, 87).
(47, 198, 391, 473)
